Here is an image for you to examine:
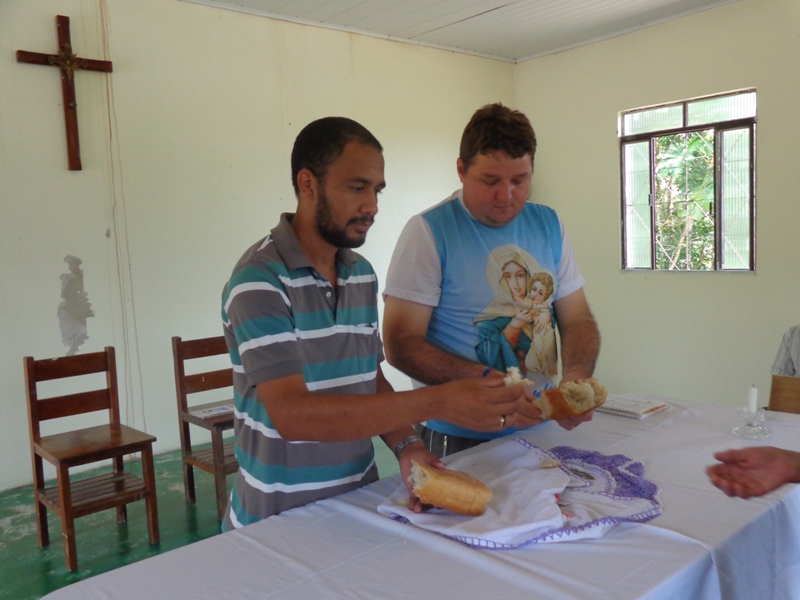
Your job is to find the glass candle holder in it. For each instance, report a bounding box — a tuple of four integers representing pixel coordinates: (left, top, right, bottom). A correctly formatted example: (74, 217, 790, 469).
(732, 407, 771, 439)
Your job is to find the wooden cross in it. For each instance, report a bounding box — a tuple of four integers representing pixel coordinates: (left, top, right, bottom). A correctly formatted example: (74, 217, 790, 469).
(17, 15, 113, 171)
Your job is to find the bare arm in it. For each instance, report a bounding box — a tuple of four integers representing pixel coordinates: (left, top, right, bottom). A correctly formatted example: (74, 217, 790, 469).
(553, 288, 600, 383)
(261, 366, 449, 513)
(257, 364, 530, 442)
(374, 368, 444, 513)
(374, 367, 417, 453)
(549, 288, 600, 431)
(383, 296, 496, 384)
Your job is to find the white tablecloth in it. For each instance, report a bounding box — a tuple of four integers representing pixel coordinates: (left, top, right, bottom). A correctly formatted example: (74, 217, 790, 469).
(43, 397, 800, 600)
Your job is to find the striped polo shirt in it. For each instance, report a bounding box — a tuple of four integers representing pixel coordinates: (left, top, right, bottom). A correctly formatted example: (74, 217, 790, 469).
(221, 213, 382, 530)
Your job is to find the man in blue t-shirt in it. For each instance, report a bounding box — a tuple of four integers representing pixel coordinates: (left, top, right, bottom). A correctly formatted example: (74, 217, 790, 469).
(383, 103, 601, 457)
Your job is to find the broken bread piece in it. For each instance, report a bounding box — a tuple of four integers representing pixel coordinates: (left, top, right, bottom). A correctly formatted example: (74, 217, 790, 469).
(533, 379, 608, 420)
(503, 366, 534, 387)
(409, 461, 493, 516)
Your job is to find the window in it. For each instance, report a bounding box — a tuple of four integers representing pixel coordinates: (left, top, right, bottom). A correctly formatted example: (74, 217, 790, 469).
(619, 90, 756, 271)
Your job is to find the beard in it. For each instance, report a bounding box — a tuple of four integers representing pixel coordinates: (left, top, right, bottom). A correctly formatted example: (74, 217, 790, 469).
(314, 188, 373, 249)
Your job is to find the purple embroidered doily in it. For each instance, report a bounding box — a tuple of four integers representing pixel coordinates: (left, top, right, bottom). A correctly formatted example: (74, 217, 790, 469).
(547, 444, 660, 503)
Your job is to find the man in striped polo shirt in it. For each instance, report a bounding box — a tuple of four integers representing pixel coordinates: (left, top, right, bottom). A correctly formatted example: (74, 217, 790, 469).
(221, 117, 537, 529)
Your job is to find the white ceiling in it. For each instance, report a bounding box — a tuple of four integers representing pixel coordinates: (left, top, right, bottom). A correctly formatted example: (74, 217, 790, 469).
(184, 0, 740, 62)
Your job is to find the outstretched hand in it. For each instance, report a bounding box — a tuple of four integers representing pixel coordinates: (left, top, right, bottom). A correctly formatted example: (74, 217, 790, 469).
(706, 446, 800, 499)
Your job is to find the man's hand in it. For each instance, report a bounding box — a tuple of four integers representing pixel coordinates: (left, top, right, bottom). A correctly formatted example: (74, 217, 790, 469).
(512, 382, 545, 428)
(706, 446, 800, 499)
(554, 409, 594, 430)
(435, 375, 538, 432)
(398, 443, 443, 512)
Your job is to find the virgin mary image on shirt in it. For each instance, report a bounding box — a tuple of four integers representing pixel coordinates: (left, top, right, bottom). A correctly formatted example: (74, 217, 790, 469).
(473, 245, 558, 392)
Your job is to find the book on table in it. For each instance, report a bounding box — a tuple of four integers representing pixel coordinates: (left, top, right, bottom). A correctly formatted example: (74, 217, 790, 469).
(596, 395, 669, 419)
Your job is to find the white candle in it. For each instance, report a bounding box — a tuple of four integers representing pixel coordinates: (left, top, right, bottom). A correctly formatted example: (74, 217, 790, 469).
(747, 387, 758, 413)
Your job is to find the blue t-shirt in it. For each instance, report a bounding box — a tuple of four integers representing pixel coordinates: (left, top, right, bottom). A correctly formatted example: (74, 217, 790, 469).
(385, 191, 582, 439)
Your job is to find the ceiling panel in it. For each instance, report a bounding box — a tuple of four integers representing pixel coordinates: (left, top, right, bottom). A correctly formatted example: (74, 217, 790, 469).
(188, 0, 741, 61)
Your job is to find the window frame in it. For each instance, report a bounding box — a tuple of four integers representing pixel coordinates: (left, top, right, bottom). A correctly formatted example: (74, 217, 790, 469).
(619, 91, 757, 272)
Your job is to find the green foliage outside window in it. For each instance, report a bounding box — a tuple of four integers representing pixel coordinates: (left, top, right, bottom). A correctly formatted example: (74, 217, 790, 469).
(654, 130, 715, 270)
(620, 91, 755, 271)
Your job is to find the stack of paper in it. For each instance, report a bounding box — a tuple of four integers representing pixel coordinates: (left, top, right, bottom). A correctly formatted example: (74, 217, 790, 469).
(596, 395, 668, 419)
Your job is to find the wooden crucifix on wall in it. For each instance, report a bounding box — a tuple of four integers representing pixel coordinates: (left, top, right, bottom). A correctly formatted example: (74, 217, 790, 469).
(17, 15, 113, 171)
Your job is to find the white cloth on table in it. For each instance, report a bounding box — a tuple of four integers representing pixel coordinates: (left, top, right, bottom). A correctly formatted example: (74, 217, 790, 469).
(378, 437, 662, 548)
(40, 401, 800, 600)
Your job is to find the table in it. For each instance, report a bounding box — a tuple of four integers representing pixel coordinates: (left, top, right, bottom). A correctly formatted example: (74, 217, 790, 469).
(43, 397, 800, 599)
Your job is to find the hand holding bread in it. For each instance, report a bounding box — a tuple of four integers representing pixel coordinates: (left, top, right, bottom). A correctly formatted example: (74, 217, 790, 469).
(436, 375, 532, 432)
(535, 379, 607, 420)
(395, 442, 443, 513)
(409, 460, 493, 516)
(504, 367, 607, 421)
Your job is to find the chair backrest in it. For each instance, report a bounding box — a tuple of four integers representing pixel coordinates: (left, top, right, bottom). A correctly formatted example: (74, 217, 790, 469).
(768, 374, 800, 414)
(24, 347, 120, 442)
(171, 336, 233, 413)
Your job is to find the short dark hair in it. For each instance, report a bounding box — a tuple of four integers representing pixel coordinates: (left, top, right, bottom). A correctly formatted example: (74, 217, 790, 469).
(459, 103, 537, 169)
(291, 117, 383, 195)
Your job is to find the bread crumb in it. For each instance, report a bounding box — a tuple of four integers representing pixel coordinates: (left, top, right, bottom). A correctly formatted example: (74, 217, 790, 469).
(539, 457, 562, 469)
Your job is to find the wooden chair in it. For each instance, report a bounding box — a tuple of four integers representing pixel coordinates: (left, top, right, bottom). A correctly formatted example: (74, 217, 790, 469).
(24, 347, 159, 571)
(172, 335, 237, 521)
(768, 374, 800, 414)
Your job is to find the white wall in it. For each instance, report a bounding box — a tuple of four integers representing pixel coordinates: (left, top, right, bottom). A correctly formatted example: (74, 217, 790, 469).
(515, 0, 800, 406)
(0, 0, 513, 490)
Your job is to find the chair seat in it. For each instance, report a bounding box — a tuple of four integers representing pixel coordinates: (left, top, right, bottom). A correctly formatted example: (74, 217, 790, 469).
(39, 471, 149, 518)
(36, 424, 156, 465)
(187, 441, 238, 476)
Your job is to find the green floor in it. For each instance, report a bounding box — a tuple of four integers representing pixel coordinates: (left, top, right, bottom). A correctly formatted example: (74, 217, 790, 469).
(0, 439, 399, 600)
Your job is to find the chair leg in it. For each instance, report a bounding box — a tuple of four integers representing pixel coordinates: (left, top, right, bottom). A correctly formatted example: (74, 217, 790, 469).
(183, 459, 196, 504)
(31, 453, 49, 547)
(141, 445, 160, 544)
(181, 421, 196, 504)
(56, 464, 78, 571)
(113, 454, 128, 523)
(211, 428, 228, 521)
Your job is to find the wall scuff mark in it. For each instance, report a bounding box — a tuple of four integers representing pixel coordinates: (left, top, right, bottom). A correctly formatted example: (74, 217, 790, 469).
(58, 255, 95, 355)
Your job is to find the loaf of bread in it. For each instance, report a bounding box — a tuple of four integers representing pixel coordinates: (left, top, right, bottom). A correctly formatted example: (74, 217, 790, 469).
(533, 379, 607, 420)
(409, 461, 493, 516)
